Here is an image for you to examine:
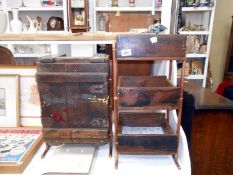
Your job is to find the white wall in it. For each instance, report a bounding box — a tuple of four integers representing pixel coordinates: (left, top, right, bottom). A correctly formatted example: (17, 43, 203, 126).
(209, 0, 233, 90)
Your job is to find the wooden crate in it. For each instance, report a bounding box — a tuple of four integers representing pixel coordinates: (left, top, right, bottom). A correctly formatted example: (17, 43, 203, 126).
(36, 57, 112, 155)
(118, 76, 180, 110)
(117, 113, 178, 154)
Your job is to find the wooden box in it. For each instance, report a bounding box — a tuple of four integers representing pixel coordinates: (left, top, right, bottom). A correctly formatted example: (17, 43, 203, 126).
(117, 113, 178, 154)
(36, 57, 111, 146)
(118, 76, 180, 110)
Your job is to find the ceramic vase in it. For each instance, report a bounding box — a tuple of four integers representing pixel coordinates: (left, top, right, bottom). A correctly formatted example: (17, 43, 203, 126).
(10, 8, 22, 33)
(0, 11, 7, 33)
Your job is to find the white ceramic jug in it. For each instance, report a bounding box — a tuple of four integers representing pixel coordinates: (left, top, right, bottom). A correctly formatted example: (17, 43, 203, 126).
(26, 16, 39, 33)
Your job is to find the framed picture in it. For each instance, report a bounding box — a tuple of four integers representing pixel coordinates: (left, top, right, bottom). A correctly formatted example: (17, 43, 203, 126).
(20, 75, 41, 126)
(0, 74, 19, 127)
(0, 128, 43, 174)
(0, 66, 41, 126)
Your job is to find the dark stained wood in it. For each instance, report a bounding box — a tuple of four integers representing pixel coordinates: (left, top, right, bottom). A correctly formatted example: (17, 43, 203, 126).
(118, 60, 153, 76)
(116, 34, 186, 59)
(0, 46, 16, 65)
(36, 72, 109, 83)
(118, 135, 178, 154)
(184, 81, 233, 175)
(117, 76, 180, 108)
(184, 81, 233, 109)
(191, 110, 233, 175)
(119, 113, 165, 127)
(118, 88, 180, 108)
(36, 57, 112, 156)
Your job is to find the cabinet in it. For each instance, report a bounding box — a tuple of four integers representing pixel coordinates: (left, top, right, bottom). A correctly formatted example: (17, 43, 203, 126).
(112, 34, 186, 168)
(178, 0, 216, 87)
(36, 56, 112, 157)
(67, 0, 89, 32)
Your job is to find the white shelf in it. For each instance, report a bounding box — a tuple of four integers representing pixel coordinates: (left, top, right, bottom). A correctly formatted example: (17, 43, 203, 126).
(182, 7, 213, 12)
(186, 53, 207, 58)
(14, 53, 51, 57)
(95, 7, 153, 12)
(185, 75, 205, 80)
(7, 6, 63, 11)
(179, 31, 210, 35)
(154, 7, 162, 12)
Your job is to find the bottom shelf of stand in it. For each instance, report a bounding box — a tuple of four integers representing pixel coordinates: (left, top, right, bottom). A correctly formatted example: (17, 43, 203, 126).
(117, 113, 178, 154)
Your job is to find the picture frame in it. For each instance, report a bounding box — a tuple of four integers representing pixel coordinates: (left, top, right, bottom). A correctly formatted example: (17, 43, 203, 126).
(0, 74, 19, 127)
(0, 128, 43, 174)
(20, 75, 41, 126)
(0, 66, 41, 126)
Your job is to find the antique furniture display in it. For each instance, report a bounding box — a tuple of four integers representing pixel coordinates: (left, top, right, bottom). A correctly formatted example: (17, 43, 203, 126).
(112, 34, 186, 168)
(36, 56, 112, 157)
(225, 16, 233, 81)
(183, 81, 233, 175)
(67, 0, 89, 32)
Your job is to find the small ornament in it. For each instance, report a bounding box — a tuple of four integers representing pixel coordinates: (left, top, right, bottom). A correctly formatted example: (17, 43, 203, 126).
(111, 0, 118, 7)
(129, 0, 135, 7)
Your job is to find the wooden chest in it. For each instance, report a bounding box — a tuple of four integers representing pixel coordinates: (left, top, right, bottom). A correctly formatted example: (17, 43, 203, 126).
(36, 57, 111, 146)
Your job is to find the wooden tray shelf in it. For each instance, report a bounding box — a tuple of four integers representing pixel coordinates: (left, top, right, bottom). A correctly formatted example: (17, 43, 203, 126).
(117, 113, 178, 155)
(117, 76, 180, 110)
(117, 113, 178, 154)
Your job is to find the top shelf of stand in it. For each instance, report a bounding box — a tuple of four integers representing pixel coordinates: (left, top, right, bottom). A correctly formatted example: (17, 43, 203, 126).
(7, 6, 64, 11)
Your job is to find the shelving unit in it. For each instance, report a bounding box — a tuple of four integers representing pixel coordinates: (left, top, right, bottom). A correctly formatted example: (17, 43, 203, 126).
(112, 34, 186, 169)
(178, 1, 216, 87)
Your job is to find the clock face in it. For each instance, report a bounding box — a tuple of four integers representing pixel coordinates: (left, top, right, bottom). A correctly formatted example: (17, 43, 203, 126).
(50, 18, 57, 29)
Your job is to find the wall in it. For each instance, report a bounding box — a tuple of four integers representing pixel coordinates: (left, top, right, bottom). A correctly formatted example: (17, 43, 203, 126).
(209, 0, 233, 90)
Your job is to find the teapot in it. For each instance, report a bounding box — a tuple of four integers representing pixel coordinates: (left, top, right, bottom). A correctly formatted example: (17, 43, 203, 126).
(26, 16, 39, 33)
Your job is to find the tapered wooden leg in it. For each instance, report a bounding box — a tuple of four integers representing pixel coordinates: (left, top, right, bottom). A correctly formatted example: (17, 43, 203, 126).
(41, 143, 51, 159)
(172, 154, 181, 169)
(109, 132, 113, 158)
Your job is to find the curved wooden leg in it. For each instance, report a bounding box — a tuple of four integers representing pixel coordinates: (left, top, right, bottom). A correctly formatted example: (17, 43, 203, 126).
(172, 154, 181, 169)
(41, 143, 51, 159)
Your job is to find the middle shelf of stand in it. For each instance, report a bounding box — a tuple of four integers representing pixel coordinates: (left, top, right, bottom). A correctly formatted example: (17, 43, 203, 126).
(117, 76, 180, 111)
